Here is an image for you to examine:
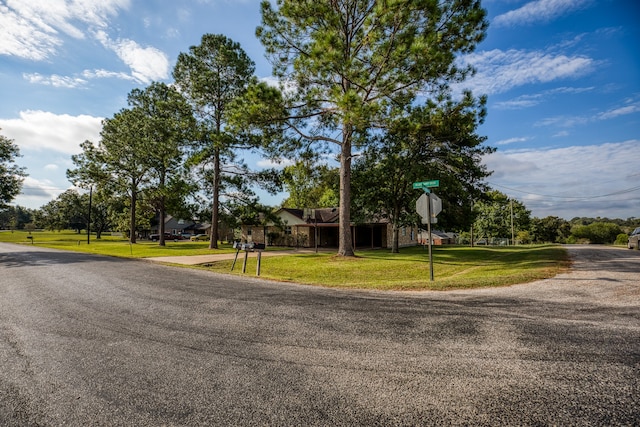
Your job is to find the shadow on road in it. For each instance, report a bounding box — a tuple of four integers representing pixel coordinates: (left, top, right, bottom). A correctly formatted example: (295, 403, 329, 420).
(0, 250, 128, 269)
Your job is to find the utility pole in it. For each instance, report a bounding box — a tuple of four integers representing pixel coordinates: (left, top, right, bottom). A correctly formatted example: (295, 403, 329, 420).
(87, 186, 92, 245)
(510, 199, 514, 245)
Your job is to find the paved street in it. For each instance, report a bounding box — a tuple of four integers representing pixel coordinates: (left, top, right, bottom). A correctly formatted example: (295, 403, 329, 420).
(0, 243, 638, 426)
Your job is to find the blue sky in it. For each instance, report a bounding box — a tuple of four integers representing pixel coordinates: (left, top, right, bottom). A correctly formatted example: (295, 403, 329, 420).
(1, 0, 638, 220)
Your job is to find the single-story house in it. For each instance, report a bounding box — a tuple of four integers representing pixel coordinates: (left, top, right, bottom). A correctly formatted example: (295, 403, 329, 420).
(150, 216, 211, 238)
(418, 230, 457, 245)
(241, 208, 420, 250)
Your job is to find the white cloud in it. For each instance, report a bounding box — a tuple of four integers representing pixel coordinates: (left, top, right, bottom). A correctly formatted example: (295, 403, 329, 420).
(23, 72, 88, 88)
(484, 140, 640, 219)
(95, 31, 170, 83)
(537, 99, 640, 128)
(0, 4, 60, 60)
(0, 110, 102, 155)
(259, 76, 299, 96)
(535, 115, 589, 128)
(82, 68, 136, 81)
(597, 104, 640, 120)
(461, 49, 595, 95)
(0, 0, 130, 60)
(495, 137, 530, 146)
(23, 68, 138, 89)
(18, 176, 67, 201)
(495, 87, 595, 110)
(493, 0, 593, 27)
(494, 98, 541, 110)
(256, 158, 296, 169)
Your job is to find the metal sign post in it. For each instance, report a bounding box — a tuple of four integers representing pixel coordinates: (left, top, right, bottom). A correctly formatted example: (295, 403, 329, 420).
(426, 191, 434, 281)
(414, 180, 440, 281)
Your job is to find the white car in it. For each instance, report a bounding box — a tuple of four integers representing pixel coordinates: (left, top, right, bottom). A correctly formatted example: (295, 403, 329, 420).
(190, 234, 210, 241)
(628, 227, 640, 249)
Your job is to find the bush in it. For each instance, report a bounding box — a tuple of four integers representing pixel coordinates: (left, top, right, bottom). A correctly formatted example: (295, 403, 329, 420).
(516, 230, 532, 244)
(570, 222, 621, 244)
(615, 233, 629, 245)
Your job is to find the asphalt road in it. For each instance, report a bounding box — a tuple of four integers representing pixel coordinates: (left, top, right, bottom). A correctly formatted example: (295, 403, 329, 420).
(0, 243, 638, 426)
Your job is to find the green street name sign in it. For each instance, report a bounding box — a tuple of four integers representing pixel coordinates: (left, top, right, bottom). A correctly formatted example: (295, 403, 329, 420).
(412, 180, 439, 189)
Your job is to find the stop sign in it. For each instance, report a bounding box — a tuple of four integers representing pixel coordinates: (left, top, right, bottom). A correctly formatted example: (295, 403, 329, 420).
(416, 193, 442, 223)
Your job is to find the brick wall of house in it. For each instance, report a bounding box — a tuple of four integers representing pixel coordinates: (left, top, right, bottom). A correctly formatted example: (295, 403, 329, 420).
(385, 225, 419, 248)
(242, 226, 266, 245)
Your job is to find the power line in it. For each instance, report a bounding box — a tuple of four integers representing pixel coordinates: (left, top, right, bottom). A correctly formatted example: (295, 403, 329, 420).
(488, 182, 640, 200)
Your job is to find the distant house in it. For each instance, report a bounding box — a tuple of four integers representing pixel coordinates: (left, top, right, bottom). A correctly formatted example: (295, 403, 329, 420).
(418, 229, 457, 245)
(150, 216, 211, 238)
(241, 208, 419, 250)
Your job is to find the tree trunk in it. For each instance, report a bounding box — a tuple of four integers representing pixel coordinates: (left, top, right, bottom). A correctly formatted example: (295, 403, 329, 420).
(391, 223, 400, 254)
(391, 203, 401, 253)
(209, 148, 220, 249)
(129, 185, 137, 244)
(337, 125, 354, 257)
(159, 173, 166, 247)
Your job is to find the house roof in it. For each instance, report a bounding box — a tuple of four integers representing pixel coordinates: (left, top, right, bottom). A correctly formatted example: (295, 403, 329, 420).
(279, 208, 340, 224)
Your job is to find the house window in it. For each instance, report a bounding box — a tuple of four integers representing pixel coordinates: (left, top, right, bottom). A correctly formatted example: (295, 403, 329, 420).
(247, 227, 252, 236)
(284, 226, 292, 235)
(402, 227, 407, 236)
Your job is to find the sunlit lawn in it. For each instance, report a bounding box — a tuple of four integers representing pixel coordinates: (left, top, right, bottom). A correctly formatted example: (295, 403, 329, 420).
(1, 230, 570, 290)
(0, 230, 237, 258)
(205, 244, 570, 290)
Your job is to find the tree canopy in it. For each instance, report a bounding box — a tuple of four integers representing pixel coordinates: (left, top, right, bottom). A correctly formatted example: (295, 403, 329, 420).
(255, 0, 488, 256)
(127, 82, 195, 246)
(472, 190, 531, 244)
(68, 83, 194, 243)
(173, 34, 257, 249)
(352, 91, 492, 252)
(0, 129, 27, 209)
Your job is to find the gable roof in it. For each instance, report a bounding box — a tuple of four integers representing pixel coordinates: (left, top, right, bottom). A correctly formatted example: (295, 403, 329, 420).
(278, 207, 340, 224)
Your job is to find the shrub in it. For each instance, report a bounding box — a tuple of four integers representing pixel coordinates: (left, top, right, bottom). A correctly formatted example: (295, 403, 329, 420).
(615, 233, 629, 245)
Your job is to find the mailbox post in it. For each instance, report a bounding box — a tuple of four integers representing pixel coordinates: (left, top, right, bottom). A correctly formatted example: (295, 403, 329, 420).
(231, 242, 266, 276)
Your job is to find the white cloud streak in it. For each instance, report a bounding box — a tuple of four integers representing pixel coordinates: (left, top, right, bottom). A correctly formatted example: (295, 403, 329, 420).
(494, 87, 595, 110)
(0, 0, 130, 60)
(495, 137, 530, 146)
(2, 0, 168, 85)
(461, 49, 595, 95)
(537, 99, 640, 128)
(493, 0, 593, 27)
(23, 73, 88, 88)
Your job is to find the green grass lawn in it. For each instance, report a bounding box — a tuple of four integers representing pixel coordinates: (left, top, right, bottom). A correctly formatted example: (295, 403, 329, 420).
(0, 230, 238, 258)
(208, 245, 570, 290)
(1, 230, 570, 290)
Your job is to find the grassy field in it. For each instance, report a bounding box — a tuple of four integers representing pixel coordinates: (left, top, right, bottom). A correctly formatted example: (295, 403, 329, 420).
(206, 245, 570, 290)
(1, 230, 570, 290)
(0, 230, 238, 258)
